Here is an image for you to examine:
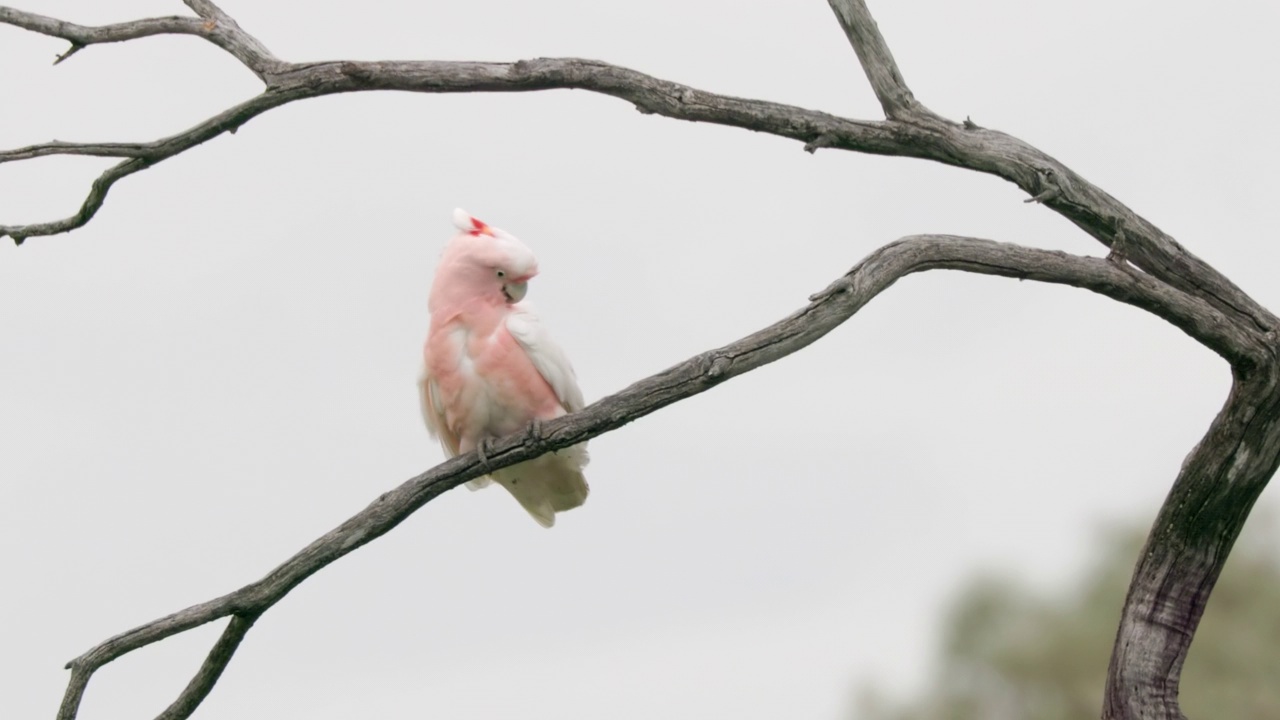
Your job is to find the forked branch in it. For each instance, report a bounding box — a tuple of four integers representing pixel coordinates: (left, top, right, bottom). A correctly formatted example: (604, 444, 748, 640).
(0, 1, 281, 78)
(825, 0, 939, 121)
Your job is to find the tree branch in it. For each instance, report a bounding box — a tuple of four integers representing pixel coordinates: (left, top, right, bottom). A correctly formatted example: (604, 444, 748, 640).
(1, 8, 1271, 336)
(825, 0, 939, 121)
(0, 51, 910, 244)
(155, 613, 259, 720)
(0, 88, 302, 242)
(48, 234, 1240, 720)
(0, 140, 155, 163)
(0, 4, 281, 78)
(1103, 365, 1280, 719)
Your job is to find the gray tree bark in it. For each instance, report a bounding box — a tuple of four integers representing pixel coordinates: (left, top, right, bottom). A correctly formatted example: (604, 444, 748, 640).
(1, 2, 1274, 719)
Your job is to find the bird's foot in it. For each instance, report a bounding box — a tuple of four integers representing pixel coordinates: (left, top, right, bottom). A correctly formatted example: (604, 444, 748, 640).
(525, 418, 546, 451)
(476, 438, 497, 473)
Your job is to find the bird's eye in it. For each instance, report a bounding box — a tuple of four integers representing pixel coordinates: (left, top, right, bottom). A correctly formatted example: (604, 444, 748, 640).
(496, 270, 506, 279)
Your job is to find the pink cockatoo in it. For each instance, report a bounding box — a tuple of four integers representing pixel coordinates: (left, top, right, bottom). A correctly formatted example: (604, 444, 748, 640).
(419, 209, 589, 527)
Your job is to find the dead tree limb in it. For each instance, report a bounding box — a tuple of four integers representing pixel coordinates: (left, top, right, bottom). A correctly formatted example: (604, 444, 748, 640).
(4, 2, 1277, 719)
(48, 232, 1254, 720)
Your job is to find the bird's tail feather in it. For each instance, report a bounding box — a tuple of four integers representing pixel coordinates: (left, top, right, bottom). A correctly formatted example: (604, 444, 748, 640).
(490, 447, 589, 528)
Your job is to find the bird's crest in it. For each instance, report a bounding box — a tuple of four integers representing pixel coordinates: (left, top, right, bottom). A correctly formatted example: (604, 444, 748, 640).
(452, 208, 494, 237)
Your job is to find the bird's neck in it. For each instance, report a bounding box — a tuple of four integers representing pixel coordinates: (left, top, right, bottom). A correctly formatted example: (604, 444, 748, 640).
(429, 292, 510, 331)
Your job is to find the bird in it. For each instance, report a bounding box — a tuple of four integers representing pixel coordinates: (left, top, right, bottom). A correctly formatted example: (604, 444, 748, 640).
(418, 209, 589, 527)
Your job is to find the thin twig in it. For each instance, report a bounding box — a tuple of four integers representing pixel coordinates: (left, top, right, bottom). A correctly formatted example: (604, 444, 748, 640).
(53, 42, 83, 64)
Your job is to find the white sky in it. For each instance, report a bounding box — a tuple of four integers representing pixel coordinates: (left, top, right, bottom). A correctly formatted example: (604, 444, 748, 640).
(2, 1, 1278, 718)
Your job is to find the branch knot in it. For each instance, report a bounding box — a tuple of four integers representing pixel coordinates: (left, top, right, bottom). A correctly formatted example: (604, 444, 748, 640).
(804, 134, 836, 154)
(809, 276, 854, 302)
(1024, 165, 1066, 204)
(705, 354, 732, 381)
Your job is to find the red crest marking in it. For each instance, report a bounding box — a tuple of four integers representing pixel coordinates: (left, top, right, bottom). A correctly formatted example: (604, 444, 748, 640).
(469, 216, 492, 236)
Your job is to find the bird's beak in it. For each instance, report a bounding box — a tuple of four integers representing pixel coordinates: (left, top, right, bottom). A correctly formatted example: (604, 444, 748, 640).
(503, 281, 528, 303)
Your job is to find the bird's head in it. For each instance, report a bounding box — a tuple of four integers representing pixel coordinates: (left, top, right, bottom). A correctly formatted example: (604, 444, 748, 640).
(430, 209, 540, 311)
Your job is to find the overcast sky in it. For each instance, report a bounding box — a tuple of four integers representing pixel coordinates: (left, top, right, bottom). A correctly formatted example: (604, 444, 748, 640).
(2, 1, 1278, 719)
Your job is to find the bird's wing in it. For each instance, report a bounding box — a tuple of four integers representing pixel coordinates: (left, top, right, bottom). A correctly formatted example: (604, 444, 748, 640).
(505, 305, 585, 413)
(419, 365, 492, 489)
(418, 365, 461, 458)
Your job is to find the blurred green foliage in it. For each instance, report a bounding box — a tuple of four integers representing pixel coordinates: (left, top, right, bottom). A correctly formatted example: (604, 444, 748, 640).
(858, 515, 1280, 719)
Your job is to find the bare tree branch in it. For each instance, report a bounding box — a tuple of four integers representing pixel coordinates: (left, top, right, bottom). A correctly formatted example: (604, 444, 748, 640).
(0, 88, 300, 241)
(46, 234, 1242, 720)
(0, 4, 281, 78)
(825, 0, 940, 121)
(1, 6, 1272, 338)
(179, 0, 279, 76)
(814, 15, 1280, 715)
(0, 140, 153, 162)
(155, 613, 259, 720)
(1100, 357, 1280, 720)
(0, 56, 907, 244)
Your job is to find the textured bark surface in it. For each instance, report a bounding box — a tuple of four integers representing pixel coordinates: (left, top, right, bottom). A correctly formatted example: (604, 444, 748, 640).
(1103, 367, 1280, 719)
(2, 1, 1275, 719)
